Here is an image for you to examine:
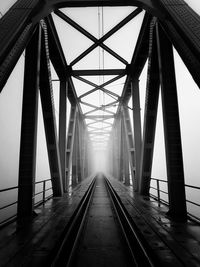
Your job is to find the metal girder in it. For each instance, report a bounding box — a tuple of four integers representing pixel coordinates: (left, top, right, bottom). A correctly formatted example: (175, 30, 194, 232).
(80, 100, 118, 110)
(154, 1, 200, 89)
(54, 10, 128, 65)
(84, 108, 115, 116)
(45, 15, 68, 79)
(121, 114, 130, 185)
(116, 116, 123, 181)
(121, 106, 136, 189)
(112, 121, 120, 179)
(0, 23, 35, 91)
(72, 114, 82, 185)
(66, 105, 77, 190)
(78, 76, 122, 100)
(140, 20, 160, 196)
(64, 8, 142, 66)
(81, 124, 88, 178)
(121, 12, 152, 103)
(1, 0, 200, 92)
(114, 12, 151, 128)
(87, 120, 113, 127)
(82, 101, 118, 116)
(17, 25, 41, 221)
(59, 80, 68, 191)
(39, 21, 63, 197)
(131, 79, 142, 191)
(84, 115, 115, 120)
(37, 0, 164, 18)
(156, 22, 187, 222)
(72, 69, 126, 76)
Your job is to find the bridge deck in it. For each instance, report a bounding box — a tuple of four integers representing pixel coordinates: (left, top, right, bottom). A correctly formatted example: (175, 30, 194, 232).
(0, 176, 200, 266)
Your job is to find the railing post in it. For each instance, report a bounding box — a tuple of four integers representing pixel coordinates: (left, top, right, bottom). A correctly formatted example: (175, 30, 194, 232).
(157, 179, 160, 206)
(43, 180, 46, 204)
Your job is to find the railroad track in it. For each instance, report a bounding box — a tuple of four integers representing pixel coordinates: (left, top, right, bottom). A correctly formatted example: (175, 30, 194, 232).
(51, 174, 155, 267)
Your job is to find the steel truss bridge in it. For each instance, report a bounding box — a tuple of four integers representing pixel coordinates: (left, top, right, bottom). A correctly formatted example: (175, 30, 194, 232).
(1, 0, 200, 254)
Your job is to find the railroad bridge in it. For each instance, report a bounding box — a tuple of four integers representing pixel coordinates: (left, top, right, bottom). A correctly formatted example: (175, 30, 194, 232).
(1, 0, 200, 266)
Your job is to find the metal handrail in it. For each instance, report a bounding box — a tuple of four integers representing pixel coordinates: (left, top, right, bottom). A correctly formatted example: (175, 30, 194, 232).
(0, 179, 53, 225)
(150, 177, 200, 221)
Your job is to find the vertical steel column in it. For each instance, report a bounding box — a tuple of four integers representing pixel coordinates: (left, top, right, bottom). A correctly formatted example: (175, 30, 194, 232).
(82, 127, 88, 178)
(116, 117, 122, 181)
(140, 21, 160, 196)
(72, 113, 82, 185)
(119, 114, 124, 182)
(39, 22, 63, 197)
(72, 119, 78, 186)
(110, 137, 114, 176)
(77, 114, 83, 182)
(122, 106, 136, 189)
(59, 80, 68, 192)
(86, 140, 92, 176)
(66, 105, 77, 188)
(17, 25, 41, 221)
(156, 23, 187, 221)
(131, 79, 142, 189)
(112, 125, 118, 179)
(121, 113, 130, 185)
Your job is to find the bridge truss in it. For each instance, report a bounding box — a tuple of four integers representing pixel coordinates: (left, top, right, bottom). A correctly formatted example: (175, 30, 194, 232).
(1, 0, 200, 222)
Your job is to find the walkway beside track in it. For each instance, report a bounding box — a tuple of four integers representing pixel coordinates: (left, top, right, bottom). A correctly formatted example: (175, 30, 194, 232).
(0, 176, 94, 266)
(108, 176, 200, 267)
(0, 174, 200, 266)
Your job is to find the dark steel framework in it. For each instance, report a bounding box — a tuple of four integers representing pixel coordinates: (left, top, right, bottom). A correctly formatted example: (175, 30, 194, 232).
(1, 0, 200, 222)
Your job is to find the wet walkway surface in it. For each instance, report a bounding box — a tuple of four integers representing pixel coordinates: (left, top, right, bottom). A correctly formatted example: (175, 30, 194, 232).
(1, 175, 200, 266)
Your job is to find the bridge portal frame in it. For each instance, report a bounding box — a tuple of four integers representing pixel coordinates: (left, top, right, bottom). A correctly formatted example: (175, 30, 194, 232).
(1, 0, 200, 222)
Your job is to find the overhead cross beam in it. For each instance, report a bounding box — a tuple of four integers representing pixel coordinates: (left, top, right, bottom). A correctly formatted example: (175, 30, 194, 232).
(72, 69, 126, 76)
(84, 114, 115, 119)
(55, 8, 142, 66)
(82, 100, 118, 115)
(76, 75, 122, 99)
(54, 10, 128, 65)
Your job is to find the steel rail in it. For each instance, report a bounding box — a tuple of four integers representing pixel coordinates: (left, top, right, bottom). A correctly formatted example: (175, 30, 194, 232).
(51, 177, 97, 267)
(104, 177, 155, 267)
(52, 175, 156, 266)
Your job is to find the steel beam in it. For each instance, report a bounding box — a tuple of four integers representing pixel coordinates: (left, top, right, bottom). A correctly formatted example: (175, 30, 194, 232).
(116, 117, 122, 181)
(39, 22, 63, 197)
(159, 0, 200, 88)
(66, 105, 77, 189)
(59, 80, 68, 191)
(119, 115, 124, 182)
(0, 23, 35, 91)
(45, 15, 68, 79)
(121, 113, 130, 185)
(156, 22, 187, 222)
(72, 69, 126, 77)
(84, 115, 115, 120)
(67, 8, 142, 66)
(72, 118, 79, 186)
(140, 20, 160, 196)
(112, 125, 118, 179)
(131, 79, 142, 190)
(54, 10, 128, 65)
(17, 25, 41, 222)
(122, 106, 136, 189)
(73, 112, 82, 183)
